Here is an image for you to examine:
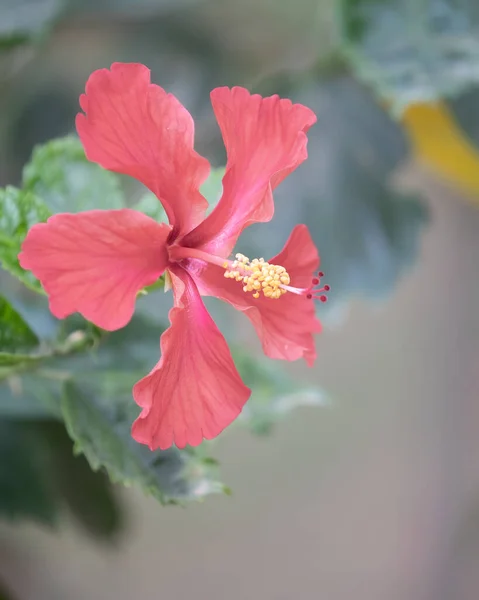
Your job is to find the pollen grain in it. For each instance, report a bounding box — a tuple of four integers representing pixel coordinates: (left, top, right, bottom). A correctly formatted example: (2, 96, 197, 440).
(224, 253, 290, 300)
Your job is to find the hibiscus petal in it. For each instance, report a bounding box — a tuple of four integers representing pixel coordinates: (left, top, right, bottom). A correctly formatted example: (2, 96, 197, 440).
(76, 62, 210, 236)
(182, 87, 316, 255)
(196, 225, 321, 366)
(131, 268, 250, 450)
(18, 209, 170, 331)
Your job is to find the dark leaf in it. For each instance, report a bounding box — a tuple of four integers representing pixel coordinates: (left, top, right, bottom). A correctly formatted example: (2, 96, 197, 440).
(39, 420, 125, 541)
(0, 419, 57, 524)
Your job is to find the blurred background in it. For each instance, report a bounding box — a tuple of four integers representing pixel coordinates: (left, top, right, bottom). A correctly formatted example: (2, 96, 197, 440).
(1, 0, 479, 598)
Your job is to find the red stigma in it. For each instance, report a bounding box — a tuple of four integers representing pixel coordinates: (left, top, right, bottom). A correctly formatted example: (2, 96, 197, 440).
(306, 270, 330, 303)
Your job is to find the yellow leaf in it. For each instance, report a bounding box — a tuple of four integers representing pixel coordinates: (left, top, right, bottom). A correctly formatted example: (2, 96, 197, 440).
(402, 102, 479, 204)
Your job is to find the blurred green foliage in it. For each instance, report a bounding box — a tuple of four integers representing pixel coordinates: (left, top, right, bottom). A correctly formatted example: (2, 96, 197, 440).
(242, 76, 428, 311)
(234, 351, 328, 435)
(0, 417, 124, 540)
(339, 0, 479, 111)
(0, 134, 328, 539)
(7, 0, 476, 544)
(0, 419, 57, 524)
(23, 136, 125, 212)
(63, 379, 229, 503)
(0, 187, 50, 293)
(0, 296, 38, 352)
(0, 0, 439, 539)
(0, 0, 65, 47)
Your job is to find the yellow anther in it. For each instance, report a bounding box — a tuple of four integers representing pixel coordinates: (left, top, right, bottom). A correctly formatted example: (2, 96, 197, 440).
(224, 253, 290, 300)
(224, 256, 290, 300)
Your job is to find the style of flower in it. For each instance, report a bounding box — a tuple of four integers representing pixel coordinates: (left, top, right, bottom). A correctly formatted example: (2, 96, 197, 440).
(19, 63, 329, 450)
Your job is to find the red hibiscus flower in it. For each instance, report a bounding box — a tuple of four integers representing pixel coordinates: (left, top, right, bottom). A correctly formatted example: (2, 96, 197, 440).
(19, 63, 329, 450)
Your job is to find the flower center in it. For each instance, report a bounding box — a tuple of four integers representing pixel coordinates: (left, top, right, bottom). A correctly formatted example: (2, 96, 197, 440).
(223, 253, 291, 299)
(168, 245, 330, 302)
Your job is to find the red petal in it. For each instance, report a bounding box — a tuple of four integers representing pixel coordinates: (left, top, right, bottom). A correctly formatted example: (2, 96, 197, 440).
(196, 225, 321, 365)
(18, 209, 170, 330)
(131, 268, 250, 450)
(76, 63, 210, 236)
(182, 87, 316, 255)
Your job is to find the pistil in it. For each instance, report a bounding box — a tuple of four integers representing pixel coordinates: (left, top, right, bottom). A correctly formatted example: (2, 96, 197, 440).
(169, 246, 329, 303)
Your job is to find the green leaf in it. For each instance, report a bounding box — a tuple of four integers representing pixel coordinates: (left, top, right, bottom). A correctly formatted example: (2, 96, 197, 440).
(0, 372, 62, 418)
(0, 186, 50, 293)
(0, 0, 64, 47)
(233, 349, 328, 435)
(0, 313, 162, 417)
(0, 352, 42, 367)
(22, 136, 125, 213)
(201, 166, 225, 214)
(134, 192, 168, 223)
(0, 419, 57, 524)
(339, 0, 479, 110)
(57, 313, 167, 373)
(0, 298, 102, 378)
(0, 296, 38, 351)
(39, 420, 125, 541)
(0, 417, 124, 539)
(449, 85, 479, 150)
(62, 377, 229, 504)
(134, 166, 225, 223)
